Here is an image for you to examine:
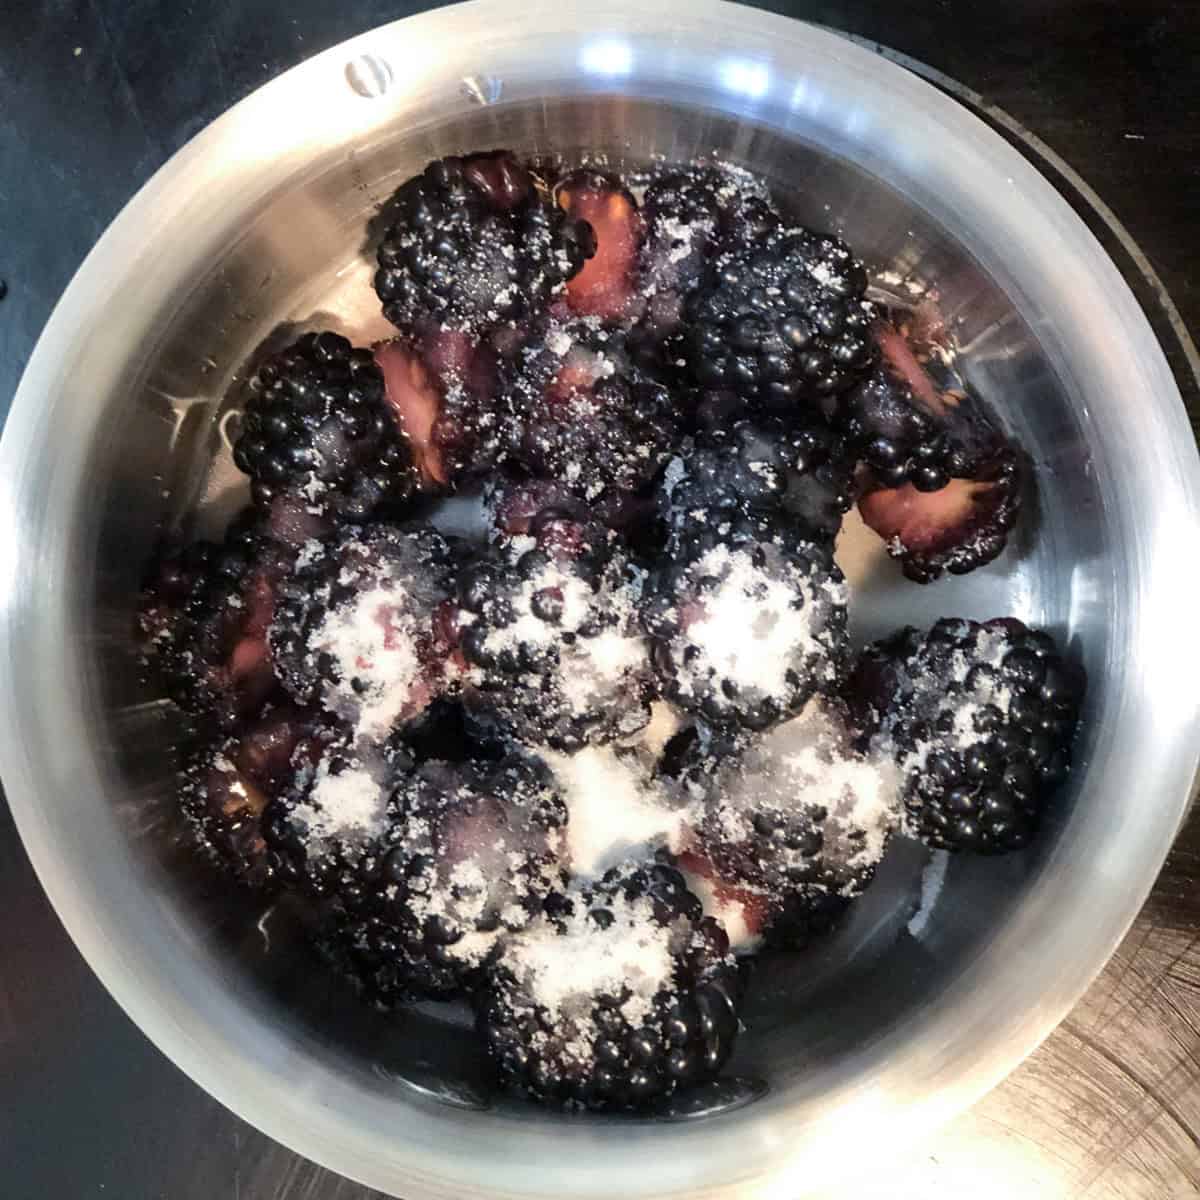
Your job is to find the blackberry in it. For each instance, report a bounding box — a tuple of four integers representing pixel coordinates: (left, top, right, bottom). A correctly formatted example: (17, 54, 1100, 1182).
(631, 168, 781, 379)
(457, 520, 655, 750)
(639, 171, 726, 299)
(484, 474, 589, 541)
(374, 152, 594, 335)
(140, 510, 294, 728)
(184, 704, 324, 886)
(233, 331, 416, 520)
(846, 319, 1026, 582)
(263, 733, 395, 897)
(373, 327, 509, 490)
(641, 537, 849, 732)
(269, 523, 459, 741)
(849, 617, 1084, 853)
(683, 701, 901, 916)
(685, 227, 875, 410)
(292, 754, 568, 1003)
(477, 861, 741, 1110)
(485, 470, 660, 551)
(662, 405, 855, 546)
(502, 318, 682, 504)
(835, 365, 980, 493)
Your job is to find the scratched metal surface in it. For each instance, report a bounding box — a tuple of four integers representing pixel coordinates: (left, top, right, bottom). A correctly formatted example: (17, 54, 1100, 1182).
(2, 2, 1200, 1197)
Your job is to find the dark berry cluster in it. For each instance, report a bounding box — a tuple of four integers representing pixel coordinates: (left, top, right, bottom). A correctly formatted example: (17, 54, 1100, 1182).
(298, 754, 568, 1004)
(848, 618, 1083, 853)
(374, 151, 594, 335)
(139, 509, 294, 729)
(137, 151, 1083, 1117)
(235, 331, 416, 520)
(478, 862, 740, 1109)
(501, 319, 681, 503)
(641, 537, 849, 731)
(666, 405, 856, 547)
(685, 228, 876, 408)
(456, 519, 655, 750)
(268, 522, 458, 735)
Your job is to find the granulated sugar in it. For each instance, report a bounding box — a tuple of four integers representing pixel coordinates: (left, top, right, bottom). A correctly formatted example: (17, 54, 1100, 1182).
(542, 745, 685, 878)
(671, 543, 845, 707)
(504, 892, 676, 1032)
(907, 849, 949, 939)
(707, 700, 902, 893)
(289, 753, 389, 848)
(310, 581, 422, 739)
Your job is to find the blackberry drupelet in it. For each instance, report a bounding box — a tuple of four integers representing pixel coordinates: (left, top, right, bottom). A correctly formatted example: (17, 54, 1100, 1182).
(140, 510, 295, 728)
(374, 151, 594, 335)
(457, 520, 655, 750)
(269, 523, 459, 741)
(502, 318, 683, 504)
(662, 406, 855, 546)
(477, 861, 741, 1110)
(685, 227, 875, 410)
(641, 537, 849, 732)
(849, 617, 1084, 853)
(233, 331, 416, 520)
(300, 754, 568, 1004)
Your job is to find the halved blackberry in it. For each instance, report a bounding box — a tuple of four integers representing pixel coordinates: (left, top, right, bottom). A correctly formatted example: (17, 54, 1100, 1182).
(269, 523, 459, 741)
(233, 331, 416, 520)
(641, 537, 849, 731)
(662, 405, 855, 546)
(457, 519, 655, 750)
(373, 326, 509, 490)
(857, 451, 1023, 583)
(477, 861, 741, 1110)
(181, 704, 320, 887)
(555, 170, 644, 320)
(140, 510, 295, 728)
(685, 227, 876, 410)
(849, 617, 1084, 853)
(374, 151, 594, 335)
(845, 318, 1026, 582)
(682, 701, 901, 916)
(502, 318, 682, 504)
(303, 754, 568, 1004)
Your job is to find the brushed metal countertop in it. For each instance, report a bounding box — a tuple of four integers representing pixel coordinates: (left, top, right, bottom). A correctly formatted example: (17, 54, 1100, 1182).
(2, 1, 1199, 1196)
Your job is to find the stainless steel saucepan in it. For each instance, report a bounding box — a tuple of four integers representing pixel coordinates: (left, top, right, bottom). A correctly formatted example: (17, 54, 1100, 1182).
(2, 2, 1199, 1197)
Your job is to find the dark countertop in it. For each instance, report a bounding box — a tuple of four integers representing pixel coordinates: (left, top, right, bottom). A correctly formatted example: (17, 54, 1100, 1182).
(3, 2, 1200, 1197)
